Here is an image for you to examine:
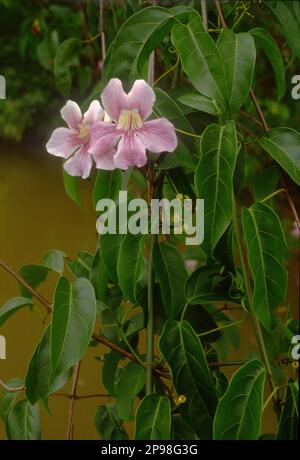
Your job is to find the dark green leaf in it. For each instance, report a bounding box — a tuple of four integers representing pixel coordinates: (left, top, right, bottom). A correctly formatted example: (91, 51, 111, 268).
(213, 360, 265, 440)
(50, 277, 96, 382)
(179, 92, 221, 116)
(68, 252, 94, 279)
(93, 170, 122, 209)
(63, 169, 80, 206)
(117, 233, 146, 304)
(172, 415, 197, 440)
(95, 403, 128, 440)
(115, 362, 145, 421)
(186, 264, 234, 304)
(0, 297, 33, 327)
(172, 10, 227, 112)
(135, 394, 171, 440)
(19, 265, 50, 298)
(0, 379, 24, 421)
(267, 1, 300, 59)
(217, 30, 256, 114)
(159, 320, 217, 439)
(25, 327, 72, 404)
(153, 241, 188, 319)
(195, 121, 238, 258)
(277, 381, 299, 440)
(250, 27, 285, 99)
(259, 127, 300, 185)
(43, 249, 66, 273)
(242, 202, 287, 330)
(6, 400, 41, 440)
(100, 234, 124, 284)
(54, 38, 79, 96)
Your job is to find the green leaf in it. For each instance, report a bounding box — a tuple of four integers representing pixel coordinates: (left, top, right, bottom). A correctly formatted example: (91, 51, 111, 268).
(103, 6, 191, 84)
(0, 379, 24, 421)
(43, 249, 66, 273)
(242, 202, 287, 330)
(172, 10, 227, 112)
(217, 30, 256, 114)
(115, 362, 145, 421)
(253, 165, 280, 201)
(277, 381, 299, 440)
(19, 264, 50, 298)
(195, 121, 238, 258)
(259, 127, 300, 185)
(90, 250, 109, 302)
(100, 234, 124, 284)
(267, 1, 300, 59)
(117, 233, 146, 304)
(25, 327, 72, 404)
(153, 241, 188, 319)
(159, 320, 217, 439)
(250, 27, 286, 99)
(0, 297, 33, 327)
(135, 394, 171, 440)
(93, 170, 122, 209)
(103, 350, 122, 397)
(186, 264, 235, 304)
(50, 277, 96, 382)
(213, 360, 265, 440)
(172, 415, 198, 440)
(95, 403, 128, 440)
(68, 252, 94, 279)
(6, 400, 41, 440)
(63, 169, 80, 205)
(179, 92, 221, 116)
(54, 38, 79, 96)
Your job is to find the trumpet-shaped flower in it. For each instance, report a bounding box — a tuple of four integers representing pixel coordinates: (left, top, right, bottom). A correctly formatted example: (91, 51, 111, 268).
(46, 100, 108, 179)
(89, 79, 177, 170)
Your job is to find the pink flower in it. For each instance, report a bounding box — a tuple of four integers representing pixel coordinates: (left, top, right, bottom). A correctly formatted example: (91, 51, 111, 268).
(89, 79, 177, 170)
(46, 100, 106, 179)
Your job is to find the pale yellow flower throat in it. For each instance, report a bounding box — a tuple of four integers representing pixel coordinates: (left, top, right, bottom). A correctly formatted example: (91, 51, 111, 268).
(117, 109, 143, 130)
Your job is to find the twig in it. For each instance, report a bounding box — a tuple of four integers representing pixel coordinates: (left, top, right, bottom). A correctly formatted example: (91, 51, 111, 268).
(67, 362, 81, 440)
(0, 379, 25, 392)
(0, 259, 52, 312)
(201, 0, 208, 31)
(53, 392, 109, 400)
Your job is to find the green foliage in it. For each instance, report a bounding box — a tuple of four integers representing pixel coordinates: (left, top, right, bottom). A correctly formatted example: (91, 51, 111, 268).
(135, 394, 171, 440)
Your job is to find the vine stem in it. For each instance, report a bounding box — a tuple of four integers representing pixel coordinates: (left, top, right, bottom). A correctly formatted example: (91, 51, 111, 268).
(67, 361, 81, 440)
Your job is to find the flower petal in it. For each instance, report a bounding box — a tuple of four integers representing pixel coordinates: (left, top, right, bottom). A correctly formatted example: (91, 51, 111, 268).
(60, 100, 82, 130)
(64, 148, 93, 179)
(93, 149, 117, 170)
(137, 118, 177, 153)
(101, 78, 129, 122)
(83, 100, 104, 126)
(128, 80, 155, 120)
(89, 122, 120, 156)
(113, 133, 147, 170)
(46, 127, 79, 158)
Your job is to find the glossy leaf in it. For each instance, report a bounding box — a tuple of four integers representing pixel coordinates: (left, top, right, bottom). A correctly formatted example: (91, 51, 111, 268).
(100, 234, 124, 284)
(117, 233, 146, 304)
(19, 264, 50, 298)
(103, 6, 191, 84)
(259, 127, 300, 185)
(93, 170, 122, 209)
(250, 27, 285, 99)
(159, 320, 217, 439)
(153, 241, 188, 319)
(267, 1, 300, 59)
(195, 121, 238, 258)
(179, 92, 221, 116)
(115, 362, 145, 421)
(6, 400, 41, 440)
(50, 277, 96, 382)
(95, 403, 128, 440)
(172, 415, 197, 440)
(217, 30, 256, 114)
(135, 394, 171, 440)
(0, 379, 24, 421)
(213, 360, 265, 440)
(25, 327, 72, 404)
(0, 297, 33, 327)
(63, 169, 80, 206)
(277, 381, 299, 440)
(172, 10, 227, 112)
(43, 249, 66, 273)
(242, 202, 287, 330)
(68, 252, 94, 279)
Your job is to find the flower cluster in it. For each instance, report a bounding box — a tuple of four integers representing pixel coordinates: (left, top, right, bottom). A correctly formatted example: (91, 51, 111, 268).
(46, 79, 177, 178)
